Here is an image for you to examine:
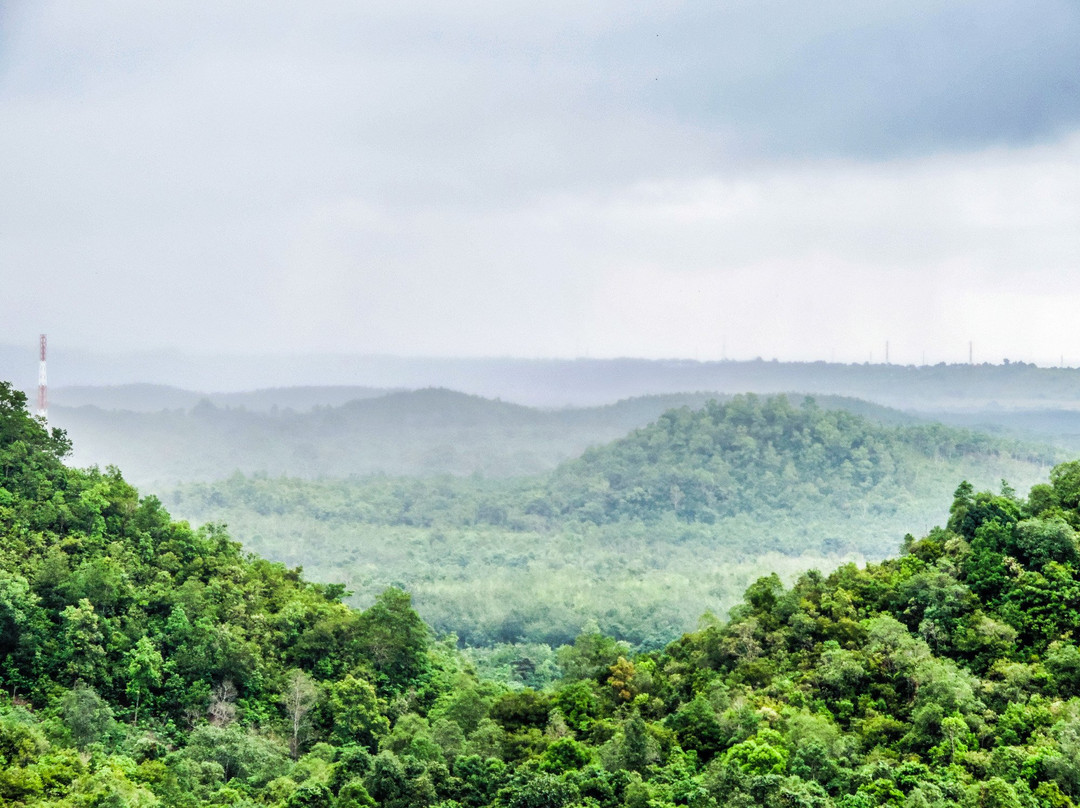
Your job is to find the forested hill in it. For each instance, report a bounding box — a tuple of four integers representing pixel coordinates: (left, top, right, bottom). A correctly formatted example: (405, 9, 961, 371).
(168, 395, 1055, 647)
(50, 389, 724, 485)
(544, 395, 1050, 527)
(173, 394, 1053, 548)
(49, 387, 919, 486)
(0, 380, 432, 804)
(13, 385, 1080, 806)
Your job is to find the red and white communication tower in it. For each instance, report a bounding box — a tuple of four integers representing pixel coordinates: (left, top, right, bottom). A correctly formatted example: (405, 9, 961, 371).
(37, 334, 48, 420)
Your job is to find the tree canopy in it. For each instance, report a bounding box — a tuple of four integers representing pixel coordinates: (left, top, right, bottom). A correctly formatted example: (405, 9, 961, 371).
(6, 379, 1080, 806)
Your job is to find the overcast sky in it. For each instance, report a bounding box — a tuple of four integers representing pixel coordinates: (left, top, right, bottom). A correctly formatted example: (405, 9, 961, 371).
(2, 1, 1079, 366)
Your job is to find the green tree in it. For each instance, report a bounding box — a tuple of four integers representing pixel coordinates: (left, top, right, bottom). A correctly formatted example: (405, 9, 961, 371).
(355, 589, 430, 692)
(58, 599, 107, 687)
(124, 635, 163, 725)
(326, 674, 389, 749)
(0, 571, 47, 694)
(60, 682, 115, 750)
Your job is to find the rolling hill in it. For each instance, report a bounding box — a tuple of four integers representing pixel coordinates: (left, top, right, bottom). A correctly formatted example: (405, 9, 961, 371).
(52, 388, 919, 487)
(8, 376, 1080, 806)
(165, 395, 1057, 647)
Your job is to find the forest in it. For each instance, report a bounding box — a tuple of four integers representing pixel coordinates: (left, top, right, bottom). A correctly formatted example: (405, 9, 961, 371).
(165, 395, 1055, 648)
(8, 378, 1080, 806)
(49, 390, 734, 484)
(39, 373, 1080, 491)
(47, 389, 926, 486)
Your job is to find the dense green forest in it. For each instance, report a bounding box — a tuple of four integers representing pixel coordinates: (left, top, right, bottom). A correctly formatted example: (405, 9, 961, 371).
(166, 395, 1055, 648)
(11, 379, 1080, 806)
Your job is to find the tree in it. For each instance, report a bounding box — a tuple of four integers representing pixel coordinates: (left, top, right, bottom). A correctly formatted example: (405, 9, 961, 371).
(498, 771, 579, 808)
(283, 669, 319, 759)
(125, 636, 163, 725)
(58, 599, 107, 687)
(947, 481, 975, 535)
(326, 674, 389, 749)
(60, 681, 115, 750)
(337, 778, 377, 808)
(556, 631, 628, 682)
(1050, 461, 1080, 511)
(722, 729, 788, 777)
(618, 711, 656, 774)
(0, 571, 47, 694)
(1014, 517, 1079, 569)
(286, 781, 333, 808)
(364, 751, 409, 808)
(354, 589, 430, 692)
(607, 656, 637, 702)
(209, 679, 238, 726)
(538, 738, 591, 774)
(453, 755, 508, 808)
(666, 694, 724, 761)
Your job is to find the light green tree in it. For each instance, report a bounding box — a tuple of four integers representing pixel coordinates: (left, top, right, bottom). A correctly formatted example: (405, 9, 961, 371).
(125, 635, 163, 725)
(327, 673, 389, 750)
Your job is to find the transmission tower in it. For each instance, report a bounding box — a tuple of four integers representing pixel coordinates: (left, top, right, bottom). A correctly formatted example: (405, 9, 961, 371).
(37, 334, 47, 420)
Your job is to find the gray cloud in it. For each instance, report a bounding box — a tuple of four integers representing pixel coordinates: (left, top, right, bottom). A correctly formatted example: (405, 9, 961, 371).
(645, 1, 1080, 159)
(1, 1, 1078, 363)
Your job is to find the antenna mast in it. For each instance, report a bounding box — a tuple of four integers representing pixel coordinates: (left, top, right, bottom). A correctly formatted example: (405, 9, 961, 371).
(37, 334, 48, 420)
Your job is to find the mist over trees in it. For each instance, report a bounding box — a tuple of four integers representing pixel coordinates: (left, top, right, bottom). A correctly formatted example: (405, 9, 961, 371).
(45, 383, 1068, 490)
(8, 376, 1080, 806)
(165, 395, 1054, 648)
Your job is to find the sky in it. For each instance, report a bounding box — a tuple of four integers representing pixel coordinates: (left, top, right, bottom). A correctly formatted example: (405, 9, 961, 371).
(2, 1, 1079, 366)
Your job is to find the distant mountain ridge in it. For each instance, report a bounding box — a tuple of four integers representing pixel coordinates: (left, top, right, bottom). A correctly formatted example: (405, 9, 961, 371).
(48, 385, 946, 487)
(8, 344, 1080, 408)
(50, 388, 727, 485)
(46, 383, 398, 412)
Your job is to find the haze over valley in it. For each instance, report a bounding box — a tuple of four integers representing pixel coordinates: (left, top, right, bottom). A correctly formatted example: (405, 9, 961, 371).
(3, 2, 1080, 806)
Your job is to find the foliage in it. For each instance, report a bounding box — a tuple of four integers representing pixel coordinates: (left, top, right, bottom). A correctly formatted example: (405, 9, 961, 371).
(7, 378, 1080, 806)
(166, 395, 1052, 648)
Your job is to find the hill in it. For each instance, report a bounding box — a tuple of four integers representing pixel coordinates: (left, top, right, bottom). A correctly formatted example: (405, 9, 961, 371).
(166, 395, 1056, 647)
(45, 390, 759, 486)
(9, 377, 1080, 807)
(13, 347, 1080, 408)
(45, 388, 950, 488)
(46, 383, 398, 413)
(0, 380, 436, 804)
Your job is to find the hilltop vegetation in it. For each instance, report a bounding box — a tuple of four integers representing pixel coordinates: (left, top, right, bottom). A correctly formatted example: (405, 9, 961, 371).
(167, 395, 1054, 647)
(11, 380, 1080, 806)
